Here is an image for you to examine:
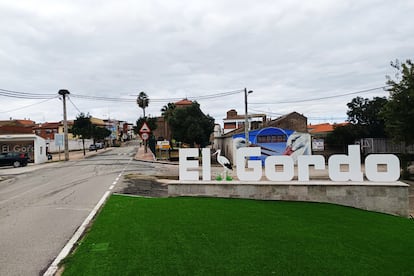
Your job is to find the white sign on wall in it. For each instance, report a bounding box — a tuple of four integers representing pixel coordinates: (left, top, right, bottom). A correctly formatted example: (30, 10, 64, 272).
(312, 138, 324, 151)
(179, 145, 400, 183)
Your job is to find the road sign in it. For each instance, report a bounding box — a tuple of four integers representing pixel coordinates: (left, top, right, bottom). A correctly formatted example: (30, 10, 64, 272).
(139, 122, 151, 133)
(55, 134, 64, 147)
(141, 132, 149, 141)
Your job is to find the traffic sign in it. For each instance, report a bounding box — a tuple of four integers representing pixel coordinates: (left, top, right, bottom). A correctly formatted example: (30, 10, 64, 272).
(141, 132, 149, 140)
(55, 134, 64, 147)
(139, 122, 151, 133)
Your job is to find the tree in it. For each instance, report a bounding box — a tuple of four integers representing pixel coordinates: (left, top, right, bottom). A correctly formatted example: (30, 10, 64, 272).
(71, 113, 93, 155)
(382, 59, 414, 179)
(326, 124, 362, 150)
(382, 59, 414, 145)
(136, 91, 149, 118)
(326, 96, 387, 151)
(168, 101, 215, 147)
(161, 102, 176, 121)
(346, 96, 388, 138)
(133, 116, 158, 153)
(133, 117, 158, 135)
(92, 126, 111, 144)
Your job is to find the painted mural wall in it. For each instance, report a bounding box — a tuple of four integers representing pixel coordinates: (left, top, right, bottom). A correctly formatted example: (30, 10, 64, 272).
(233, 127, 311, 164)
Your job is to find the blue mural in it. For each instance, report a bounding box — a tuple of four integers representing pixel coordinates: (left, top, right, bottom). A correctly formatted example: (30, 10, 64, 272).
(233, 127, 311, 164)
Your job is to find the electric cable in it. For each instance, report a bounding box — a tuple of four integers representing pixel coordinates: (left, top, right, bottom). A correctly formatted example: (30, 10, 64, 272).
(0, 96, 59, 113)
(250, 86, 390, 105)
(68, 96, 82, 114)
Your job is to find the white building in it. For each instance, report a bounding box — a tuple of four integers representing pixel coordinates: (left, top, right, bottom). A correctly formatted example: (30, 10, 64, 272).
(0, 134, 48, 164)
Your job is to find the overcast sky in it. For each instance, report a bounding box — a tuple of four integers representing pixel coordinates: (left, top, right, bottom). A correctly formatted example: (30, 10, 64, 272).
(0, 0, 413, 126)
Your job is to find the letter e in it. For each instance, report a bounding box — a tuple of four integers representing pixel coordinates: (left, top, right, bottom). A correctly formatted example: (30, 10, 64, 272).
(179, 148, 199, 181)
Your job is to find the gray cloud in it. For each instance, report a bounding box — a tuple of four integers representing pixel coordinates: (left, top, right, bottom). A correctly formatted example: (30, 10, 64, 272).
(0, 0, 413, 125)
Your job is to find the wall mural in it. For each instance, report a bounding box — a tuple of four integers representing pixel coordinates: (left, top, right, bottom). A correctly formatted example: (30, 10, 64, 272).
(233, 127, 311, 164)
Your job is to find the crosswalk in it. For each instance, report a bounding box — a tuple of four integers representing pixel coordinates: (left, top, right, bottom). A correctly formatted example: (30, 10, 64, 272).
(117, 153, 135, 156)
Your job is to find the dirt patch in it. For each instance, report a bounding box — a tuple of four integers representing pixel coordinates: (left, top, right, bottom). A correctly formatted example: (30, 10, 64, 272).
(115, 174, 178, 197)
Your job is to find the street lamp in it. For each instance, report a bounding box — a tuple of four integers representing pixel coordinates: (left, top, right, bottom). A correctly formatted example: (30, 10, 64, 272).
(244, 88, 253, 146)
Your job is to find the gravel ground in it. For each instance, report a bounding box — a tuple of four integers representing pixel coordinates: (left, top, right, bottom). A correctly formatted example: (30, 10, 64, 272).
(114, 174, 172, 197)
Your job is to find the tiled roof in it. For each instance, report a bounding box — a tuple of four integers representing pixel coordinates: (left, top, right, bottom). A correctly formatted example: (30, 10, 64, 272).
(175, 99, 193, 106)
(307, 122, 348, 134)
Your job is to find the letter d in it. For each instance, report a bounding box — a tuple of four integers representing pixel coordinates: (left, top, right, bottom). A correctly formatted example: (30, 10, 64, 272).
(328, 145, 363, 182)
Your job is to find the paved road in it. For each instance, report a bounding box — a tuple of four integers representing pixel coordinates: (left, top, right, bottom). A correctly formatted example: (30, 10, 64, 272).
(0, 144, 139, 275)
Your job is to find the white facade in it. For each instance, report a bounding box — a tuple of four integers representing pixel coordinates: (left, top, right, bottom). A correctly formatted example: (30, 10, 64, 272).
(0, 134, 48, 164)
(46, 138, 94, 153)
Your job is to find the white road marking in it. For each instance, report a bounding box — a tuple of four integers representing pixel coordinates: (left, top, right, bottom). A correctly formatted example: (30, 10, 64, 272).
(44, 157, 133, 276)
(43, 190, 111, 276)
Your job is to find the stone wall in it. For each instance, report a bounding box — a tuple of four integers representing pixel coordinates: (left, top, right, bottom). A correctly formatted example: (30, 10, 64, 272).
(168, 181, 409, 217)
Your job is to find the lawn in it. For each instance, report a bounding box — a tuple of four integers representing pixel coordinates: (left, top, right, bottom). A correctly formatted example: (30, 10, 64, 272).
(62, 195, 414, 275)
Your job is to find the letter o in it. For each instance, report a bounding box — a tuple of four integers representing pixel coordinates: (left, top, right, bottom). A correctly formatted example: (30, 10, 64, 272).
(365, 154, 400, 182)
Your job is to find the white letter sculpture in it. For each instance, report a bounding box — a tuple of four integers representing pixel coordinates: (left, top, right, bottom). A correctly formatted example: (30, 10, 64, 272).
(237, 147, 262, 181)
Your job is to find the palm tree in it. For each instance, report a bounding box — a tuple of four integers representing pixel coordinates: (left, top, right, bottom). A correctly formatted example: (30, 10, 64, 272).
(161, 102, 176, 121)
(137, 91, 149, 118)
(160, 102, 176, 141)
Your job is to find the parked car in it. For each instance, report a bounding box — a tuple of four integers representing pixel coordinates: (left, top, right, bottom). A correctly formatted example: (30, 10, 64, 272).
(89, 144, 96, 151)
(0, 152, 29, 168)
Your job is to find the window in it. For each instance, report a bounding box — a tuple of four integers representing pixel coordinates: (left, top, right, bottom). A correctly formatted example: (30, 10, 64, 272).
(257, 135, 287, 143)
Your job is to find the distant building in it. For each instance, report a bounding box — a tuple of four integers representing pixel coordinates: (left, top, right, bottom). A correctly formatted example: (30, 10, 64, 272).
(0, 119, 36, 135)
(33, 121, 76, 140)
(153, 116, 171, 141)
(175, 98, 193, 108)
(307, 122, 348, 156)
(307, 122, 348, 138)
(152, 98, 195, 141)
(265, 112, 308, 133)
(223, 109, 267, 134)
(214, 111, 308, 163)
(33, 122, 61, 140)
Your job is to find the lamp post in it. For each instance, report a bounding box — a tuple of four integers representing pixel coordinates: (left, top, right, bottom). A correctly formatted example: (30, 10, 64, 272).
(244, 88, 253, 146)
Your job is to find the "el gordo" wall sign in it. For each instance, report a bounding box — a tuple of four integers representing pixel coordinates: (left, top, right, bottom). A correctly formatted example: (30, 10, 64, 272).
(179, 145, 400, 182)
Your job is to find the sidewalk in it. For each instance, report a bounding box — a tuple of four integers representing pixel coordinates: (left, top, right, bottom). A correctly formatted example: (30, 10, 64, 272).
(134, 145, 156, 162)
(50, 147, 112, 161)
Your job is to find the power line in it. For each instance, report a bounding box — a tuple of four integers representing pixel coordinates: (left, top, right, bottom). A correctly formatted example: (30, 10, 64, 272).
(250, 86, 390, 105)
(70, 94, 136, 102)
(71, 89, 245, 103)
(68, 96, 82, 114)
(249, 108, 347, 121)
(0, 96, 59, 113)
(0, 88, 55, 99)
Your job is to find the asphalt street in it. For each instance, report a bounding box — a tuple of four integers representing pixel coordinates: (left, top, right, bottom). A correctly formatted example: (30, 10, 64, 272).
(0, 144, 140, 275)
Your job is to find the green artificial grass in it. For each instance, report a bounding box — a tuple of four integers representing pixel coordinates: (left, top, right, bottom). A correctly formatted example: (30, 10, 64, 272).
(62, 195, 414, 275)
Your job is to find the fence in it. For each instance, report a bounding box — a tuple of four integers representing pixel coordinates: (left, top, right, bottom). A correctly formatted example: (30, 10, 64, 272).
(359, 138, 414, 154)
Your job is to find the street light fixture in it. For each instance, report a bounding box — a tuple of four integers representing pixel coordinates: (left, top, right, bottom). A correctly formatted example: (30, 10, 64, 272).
(244, 88, 253, 146)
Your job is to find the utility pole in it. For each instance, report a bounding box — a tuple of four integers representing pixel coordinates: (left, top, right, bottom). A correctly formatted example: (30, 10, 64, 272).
(244, 88, 253, 146)
(58, 89, 70, 161)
